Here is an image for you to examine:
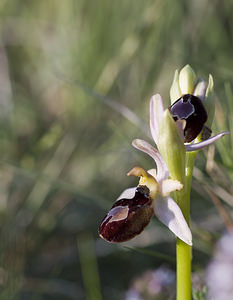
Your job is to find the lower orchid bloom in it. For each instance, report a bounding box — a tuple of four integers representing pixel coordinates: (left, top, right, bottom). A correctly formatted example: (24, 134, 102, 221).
(99, 139, 192, 246)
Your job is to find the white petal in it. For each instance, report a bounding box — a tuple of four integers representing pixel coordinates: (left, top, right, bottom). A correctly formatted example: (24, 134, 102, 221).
(186, 131, 229, 152)
(117, 187, 136, 200)
(132, 139, 169, 182)
(159, 179, 183, 197)
(154, 196, 192, 245)
(150, 94, 164, 145)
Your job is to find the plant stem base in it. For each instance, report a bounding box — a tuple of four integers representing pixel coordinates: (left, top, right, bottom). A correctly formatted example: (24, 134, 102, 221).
(176, 239, 192, 300)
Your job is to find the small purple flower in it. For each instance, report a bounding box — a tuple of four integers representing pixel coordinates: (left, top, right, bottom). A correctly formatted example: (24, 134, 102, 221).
(206, 233, 233, 300)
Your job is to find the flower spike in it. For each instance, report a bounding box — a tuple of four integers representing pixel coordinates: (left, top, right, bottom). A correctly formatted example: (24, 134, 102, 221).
(99, 65, 228, 248)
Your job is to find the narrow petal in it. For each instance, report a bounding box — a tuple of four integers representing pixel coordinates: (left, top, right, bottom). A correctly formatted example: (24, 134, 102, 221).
(159, 179, 183, 197)
(185, 131, 229, 152)
(150, 94, 164, 145)
(132, 139, 169, 182)
(154, 196, 192, 245)
(117, 187, 137, 200)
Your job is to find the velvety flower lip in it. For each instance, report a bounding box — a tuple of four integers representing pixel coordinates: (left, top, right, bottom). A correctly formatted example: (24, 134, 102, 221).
(99, 185, 154, 243)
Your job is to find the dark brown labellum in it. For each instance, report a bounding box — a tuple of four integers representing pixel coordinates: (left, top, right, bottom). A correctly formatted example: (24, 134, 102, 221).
(169, 94, 208, 143)
(98, 185, 154, 243)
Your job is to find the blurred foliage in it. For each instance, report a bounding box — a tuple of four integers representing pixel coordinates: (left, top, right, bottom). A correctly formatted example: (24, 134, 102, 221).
(0, 0, 232, 299)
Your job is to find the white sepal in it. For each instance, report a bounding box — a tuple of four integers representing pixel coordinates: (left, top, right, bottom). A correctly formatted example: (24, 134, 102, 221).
(154, 196, 192, 245)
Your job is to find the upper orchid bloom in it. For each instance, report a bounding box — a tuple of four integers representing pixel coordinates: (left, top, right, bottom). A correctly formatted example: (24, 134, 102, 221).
(151, 95, 228, 154)
(167, 64, 229, 151)
(99, 139, 192, 246)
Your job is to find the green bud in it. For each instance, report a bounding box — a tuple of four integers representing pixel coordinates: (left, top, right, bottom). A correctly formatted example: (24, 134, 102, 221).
(157, 109, 185, 183)
(204, 74, 215, 127)
(170, 70, 181, 104)
(179, 64, 196, 95)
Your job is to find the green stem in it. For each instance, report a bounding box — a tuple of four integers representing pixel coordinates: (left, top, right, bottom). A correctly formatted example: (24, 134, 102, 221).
(176, 151, 197, 300)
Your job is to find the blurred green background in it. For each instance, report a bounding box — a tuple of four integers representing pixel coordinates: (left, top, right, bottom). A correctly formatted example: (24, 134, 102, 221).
(0, 0, 233, 299)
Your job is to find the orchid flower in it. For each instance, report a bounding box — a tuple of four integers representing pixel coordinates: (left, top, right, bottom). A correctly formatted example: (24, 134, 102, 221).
(99, 143, 192, 245)
(151, 94, 228, 153)
(168, 64, 229, 152)
(99, 107, 193, 245)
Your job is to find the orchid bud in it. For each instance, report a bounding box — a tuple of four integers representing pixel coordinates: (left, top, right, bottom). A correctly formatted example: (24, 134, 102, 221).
(204, 74, 215, 128)
(157, 109, 185, 183)
(179, 64, 196, 95)
(170, 70, 181, 104)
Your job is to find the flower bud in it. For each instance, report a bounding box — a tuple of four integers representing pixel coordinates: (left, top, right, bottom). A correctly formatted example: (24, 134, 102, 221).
(204, 74, 215, 127)
(170, 70, 181, 104)
(157, 109, 185, 183)
(179, 64, 196, 95)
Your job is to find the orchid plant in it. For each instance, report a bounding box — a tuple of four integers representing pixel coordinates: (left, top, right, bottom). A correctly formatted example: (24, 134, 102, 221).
(99, 65, 228, 300)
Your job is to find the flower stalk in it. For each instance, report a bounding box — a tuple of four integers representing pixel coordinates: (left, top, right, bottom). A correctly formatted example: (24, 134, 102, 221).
(171, 65, 213, 300)
(176, 150, 197, 300)
(99, 64, 229, 300)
